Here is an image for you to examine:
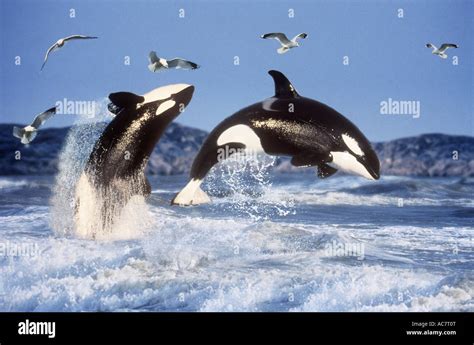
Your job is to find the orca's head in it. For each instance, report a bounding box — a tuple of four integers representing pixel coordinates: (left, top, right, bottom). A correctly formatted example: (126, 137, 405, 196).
(107, 84, 195, 119)
(103, 84, 195, 168)
(140, 84, 195, 118)
(330, 133, 380, 180)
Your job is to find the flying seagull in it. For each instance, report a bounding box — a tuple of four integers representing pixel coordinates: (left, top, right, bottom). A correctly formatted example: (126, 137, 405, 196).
(41, 35, 98, 71)
(261, 32, 308, 54)
(13, 106, 57, 144)
(148, 51, 199, 72)
(426, 43, 458, 59)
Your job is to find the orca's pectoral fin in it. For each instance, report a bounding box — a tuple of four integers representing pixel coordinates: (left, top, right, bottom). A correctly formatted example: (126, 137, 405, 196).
(291, 155, 313, 167)
(108, 92, 145, 109)
(290, 152, 329, 167)
(317, 164, 338, 179)
(290, 153, 337, 178)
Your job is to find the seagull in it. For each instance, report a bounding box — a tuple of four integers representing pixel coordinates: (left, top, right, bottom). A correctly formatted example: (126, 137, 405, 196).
(426, 43, 458, 59)
(261, 32, 308, 54)
(148, 51, 199, 72)
(41, 35, 98, 71)
(13, 107, 56, 144)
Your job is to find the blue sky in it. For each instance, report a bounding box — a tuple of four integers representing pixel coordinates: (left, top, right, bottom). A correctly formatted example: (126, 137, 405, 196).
(0, 0, 472, 141)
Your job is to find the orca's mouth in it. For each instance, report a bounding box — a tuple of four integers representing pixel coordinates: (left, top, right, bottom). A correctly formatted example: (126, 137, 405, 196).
(368, 167, 380, 180)
(357, 155, 380, 180)
(362, 158, 380, 180)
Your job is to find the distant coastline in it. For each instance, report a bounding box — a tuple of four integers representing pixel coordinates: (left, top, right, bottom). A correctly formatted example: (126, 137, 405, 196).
(0, 123, 472, 177)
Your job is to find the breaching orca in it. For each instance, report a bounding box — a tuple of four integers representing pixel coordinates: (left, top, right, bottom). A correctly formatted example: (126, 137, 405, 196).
(75, 84, 194, 233)
(172, 70, 379, 206)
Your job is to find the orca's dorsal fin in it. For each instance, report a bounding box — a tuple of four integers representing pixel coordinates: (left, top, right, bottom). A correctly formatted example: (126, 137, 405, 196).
(268, 70, 299, 98)
(108, 92, 145, 108)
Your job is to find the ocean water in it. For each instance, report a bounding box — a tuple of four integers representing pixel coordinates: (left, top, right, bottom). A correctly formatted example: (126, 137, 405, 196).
(0, 171, 472, 312)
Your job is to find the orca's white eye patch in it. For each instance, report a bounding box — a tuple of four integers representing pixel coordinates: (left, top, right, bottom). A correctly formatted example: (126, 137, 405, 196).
(142, 84, 191, 104)
(156, 100, 176, 115)
(342, 134, 364, 156)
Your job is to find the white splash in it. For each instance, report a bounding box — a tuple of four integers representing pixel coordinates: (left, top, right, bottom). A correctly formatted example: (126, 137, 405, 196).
(205, 154, 295, 220)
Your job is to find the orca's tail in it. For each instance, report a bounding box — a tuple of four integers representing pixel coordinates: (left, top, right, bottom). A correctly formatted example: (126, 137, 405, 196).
(171, 178, 211, 206)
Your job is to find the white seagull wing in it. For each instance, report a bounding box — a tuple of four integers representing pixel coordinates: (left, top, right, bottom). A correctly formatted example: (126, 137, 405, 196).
(167, 58, 199, 70)
(292, 32, 308, 42)
(41, 43, 58, 71)
(31, 106, 56, 129)
(261, 33, 292, 46)
(12, 126, 24, 139)
(438, 43, 458, 53)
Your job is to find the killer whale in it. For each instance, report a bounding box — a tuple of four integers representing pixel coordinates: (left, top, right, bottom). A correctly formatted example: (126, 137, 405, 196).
(172, 70, 380, 206)
(75, 84, 194, 234)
